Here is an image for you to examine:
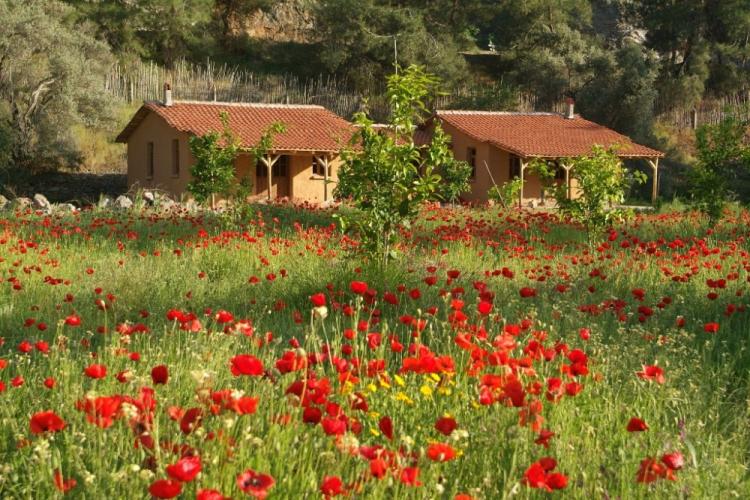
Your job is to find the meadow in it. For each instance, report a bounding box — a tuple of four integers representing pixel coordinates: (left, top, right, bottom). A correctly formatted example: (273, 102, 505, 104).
(1, 202, 749, 499)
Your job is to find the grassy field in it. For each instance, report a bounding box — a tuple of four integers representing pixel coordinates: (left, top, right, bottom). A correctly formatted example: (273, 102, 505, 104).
(0, 203, 749, 499)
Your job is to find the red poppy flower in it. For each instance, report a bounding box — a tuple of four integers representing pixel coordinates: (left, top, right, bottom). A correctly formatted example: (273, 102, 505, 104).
(370, 458, 388, 479)
(703, 322, 719, 333)
(661, 451, 684, 471)
(30, 411, 66, 434)
(519, 287, 536, 298)
(320, 476, 345, 496)
(636, 365, 665, 384)
(636, 457, 671, 483)
(53, 469, 76, 493)
(350, 281, 368, 295)
(310, 293, 326, 307)
(151, 365, 169, 385)
(477, 301, 492, 315)
(378, 415, 393, 440)
(399, 466, 422, 486)
(231, 354, 264, 376)
(236, 469, 275, 498)
(149, 479, 182, 499)
(435, 416, 458, 436)
(84, 364, 107, 379)
(180, 407, 203, 434)
(197, 489, 229, 500)
(166, 455, 201, 482)
(215, 310, 234, 323)
(627, 417, 648, 432)
(44, 377, 56, 389)
(64, 314, 81, 326)
(427, 442, 457, 462)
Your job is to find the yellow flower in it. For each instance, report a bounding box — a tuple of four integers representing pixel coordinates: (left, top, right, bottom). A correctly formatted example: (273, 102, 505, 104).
(394, 392, 414, 405)
(420, 385, 433, 397)
(394, 374, 406, 387)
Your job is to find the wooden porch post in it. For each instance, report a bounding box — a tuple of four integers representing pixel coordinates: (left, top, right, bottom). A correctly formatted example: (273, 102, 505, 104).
(314, 154, 331, 201)
(647, 158, 659, 204)
(519, 160, 528, 208)
(562, 163, 573, 200)
(260, 154, 280, 201)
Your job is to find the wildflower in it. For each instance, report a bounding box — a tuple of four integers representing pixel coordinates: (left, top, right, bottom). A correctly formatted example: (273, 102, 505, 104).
(53, 469, 76, 493)
(627, 417, 648, 432)
(166, 455, 201, 482)
(30, 411, 66, 434)
(151, 365, 169, 385)
(320, 475, 345, 496)
(427, 442, 457, 462)
(636, 365, 665, 384)
(236, 469, 275, 498)
(84, 364, 107, 379)
(149, 479, 182, 498)
(231, 355, 264, 376)
(435, 416, 458, 436)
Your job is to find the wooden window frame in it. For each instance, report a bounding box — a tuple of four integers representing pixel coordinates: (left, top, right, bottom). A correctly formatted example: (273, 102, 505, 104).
(467, 147, 477, 179)
(147, 142, 154, 179)
(312, 156, 326, 177)
(171, 139, 180, 177)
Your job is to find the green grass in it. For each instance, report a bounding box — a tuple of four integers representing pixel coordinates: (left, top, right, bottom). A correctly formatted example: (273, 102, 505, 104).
(0, 204, 749, 499)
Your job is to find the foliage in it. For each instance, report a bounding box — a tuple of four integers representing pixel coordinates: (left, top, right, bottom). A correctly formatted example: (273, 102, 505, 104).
(187, 111, 240, 206)
(335, 65, 466, 265)
(431, 126, 472, 205)
(553, 146, 646, 241)
(488, 178, 524, 209)
(0, 0, 114, 174)
(689, 115, 750, 223)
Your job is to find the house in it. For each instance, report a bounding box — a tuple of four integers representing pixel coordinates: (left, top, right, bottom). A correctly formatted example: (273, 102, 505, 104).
(427, 101, 664, 205)
(116, 85, 354, 202)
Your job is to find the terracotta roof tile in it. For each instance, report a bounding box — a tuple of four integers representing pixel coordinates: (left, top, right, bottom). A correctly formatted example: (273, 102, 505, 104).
(116, 101, 355, 152)
(436, 111, 663, 158)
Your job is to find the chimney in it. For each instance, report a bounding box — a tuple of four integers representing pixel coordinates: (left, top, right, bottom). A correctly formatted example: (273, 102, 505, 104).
(163, 83, 173, 107)
(565, 97, 575, 119)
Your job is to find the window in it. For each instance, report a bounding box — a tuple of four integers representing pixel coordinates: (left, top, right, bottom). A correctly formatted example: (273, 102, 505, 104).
(256, 159, 267, 177)
(467, 147, 477, 178)
(147, 142, 154, 178)
(273, 155, 289, 177)
(312, 156, 327, 177)
(509, 155, 521, 179)
(171, 139, 180, 176)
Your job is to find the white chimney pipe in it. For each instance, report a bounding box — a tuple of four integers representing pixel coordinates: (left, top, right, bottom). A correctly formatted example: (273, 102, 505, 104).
(163, 82, 173, 107)
(565, 97, 575, 119)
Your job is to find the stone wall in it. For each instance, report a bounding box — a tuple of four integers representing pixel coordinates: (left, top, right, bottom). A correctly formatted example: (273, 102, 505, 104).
(7, 172, 128, 204)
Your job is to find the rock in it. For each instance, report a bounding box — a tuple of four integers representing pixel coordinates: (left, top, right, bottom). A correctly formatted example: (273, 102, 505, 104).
(11, 197, 33, 210)
(114, 195, 133, 210)
(0, 195, 8, 210)
(98, 196, 113, 209)
(183, 199, 199, 212)
(56, 203, 77, 213)
(32, 193, 52, 212)
(142, 191, 156, 205)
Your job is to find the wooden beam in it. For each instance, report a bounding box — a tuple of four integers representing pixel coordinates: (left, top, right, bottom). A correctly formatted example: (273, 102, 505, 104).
(647, 158, 659, 204)
(314, 154, 332, 202)
(260, 154, 280, 200)
(562, 163, 573, 200)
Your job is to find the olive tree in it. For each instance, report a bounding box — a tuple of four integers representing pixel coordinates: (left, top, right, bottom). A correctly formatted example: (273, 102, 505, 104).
(0, 0, 114, 174)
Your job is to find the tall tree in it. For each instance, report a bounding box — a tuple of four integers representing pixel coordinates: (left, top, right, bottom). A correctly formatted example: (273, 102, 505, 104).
(0, 0, 114, 172)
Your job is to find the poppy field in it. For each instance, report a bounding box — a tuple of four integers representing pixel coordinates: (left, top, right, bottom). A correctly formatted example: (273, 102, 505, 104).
(1, 203, 749, 499)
